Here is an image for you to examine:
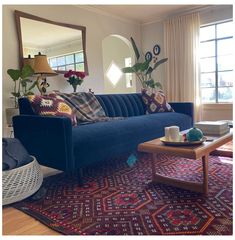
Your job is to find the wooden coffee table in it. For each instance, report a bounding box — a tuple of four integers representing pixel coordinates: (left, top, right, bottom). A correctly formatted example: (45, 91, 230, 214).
(138, 129, 233, 194)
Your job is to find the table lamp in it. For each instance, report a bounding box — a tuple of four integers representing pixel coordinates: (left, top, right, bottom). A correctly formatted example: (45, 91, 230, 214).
(23, 55, 35, 69)
(33, 52, 58, 95)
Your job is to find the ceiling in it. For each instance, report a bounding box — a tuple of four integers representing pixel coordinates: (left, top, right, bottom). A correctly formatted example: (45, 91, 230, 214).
(21, 18, 82, 49)
(89, 5, 209, 24)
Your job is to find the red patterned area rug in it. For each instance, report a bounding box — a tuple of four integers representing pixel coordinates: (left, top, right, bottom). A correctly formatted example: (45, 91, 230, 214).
(13, 153, 233, 235)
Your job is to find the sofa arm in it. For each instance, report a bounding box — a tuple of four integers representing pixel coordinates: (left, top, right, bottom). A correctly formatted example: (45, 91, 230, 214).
(169, 102, 194, 126)
(13, 115, 74, 172)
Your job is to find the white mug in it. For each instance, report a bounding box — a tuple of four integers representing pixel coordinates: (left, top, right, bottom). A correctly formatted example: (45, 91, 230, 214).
(169, 126, 180, 142)
(164, 127, 171, 141)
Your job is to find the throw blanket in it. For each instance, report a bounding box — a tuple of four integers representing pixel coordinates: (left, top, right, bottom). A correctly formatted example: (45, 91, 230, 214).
(57, 92, 114, 124)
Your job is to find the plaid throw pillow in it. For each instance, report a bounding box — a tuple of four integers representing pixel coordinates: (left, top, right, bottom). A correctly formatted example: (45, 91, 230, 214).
(141, 88, 174, 114)
(28, 95, 77, 126)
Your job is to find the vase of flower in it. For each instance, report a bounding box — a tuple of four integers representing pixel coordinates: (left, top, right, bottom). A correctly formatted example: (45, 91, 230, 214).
(64, 70, 86, 93)
(72, 85, 77, 93)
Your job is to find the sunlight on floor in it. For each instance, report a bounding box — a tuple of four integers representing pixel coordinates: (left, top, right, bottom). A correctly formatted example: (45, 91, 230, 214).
(219, 158, 233, 165)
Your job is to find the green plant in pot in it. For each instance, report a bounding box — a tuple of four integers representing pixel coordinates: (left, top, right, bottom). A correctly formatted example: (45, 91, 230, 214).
(6, 64, 35, 126)
(122, 37, 168, 90)
(7, 64, 35, 107)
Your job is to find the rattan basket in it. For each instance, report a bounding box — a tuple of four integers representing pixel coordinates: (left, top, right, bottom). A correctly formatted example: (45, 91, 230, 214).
(2, 156, 43, 205)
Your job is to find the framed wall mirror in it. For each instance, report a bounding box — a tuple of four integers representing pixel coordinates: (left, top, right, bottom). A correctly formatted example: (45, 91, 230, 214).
(15, 10, 89, 75)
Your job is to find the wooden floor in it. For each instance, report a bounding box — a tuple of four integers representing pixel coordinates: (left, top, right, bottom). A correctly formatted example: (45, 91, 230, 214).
(2, 207, 60, 235)
(2, 166, 62, 235)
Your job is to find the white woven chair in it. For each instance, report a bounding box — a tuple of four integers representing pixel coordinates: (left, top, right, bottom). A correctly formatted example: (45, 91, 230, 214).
(2, 156, 43, 205)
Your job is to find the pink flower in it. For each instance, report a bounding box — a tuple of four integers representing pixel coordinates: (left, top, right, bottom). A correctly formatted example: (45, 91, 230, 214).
(75, 71, 86, 79)
(64, 70, 73, 78)
(64, 70, 86, 80)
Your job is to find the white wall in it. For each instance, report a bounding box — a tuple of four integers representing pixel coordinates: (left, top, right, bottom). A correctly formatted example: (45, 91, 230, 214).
(2, 5, 141, 136)
(45, 39, 83, 58)
(200, 5, 233, 25)
(141, 5, 233, 121)
(102, 35, 136, 94)
(141, 21, 166, 90)
(24, 39, 83, 58)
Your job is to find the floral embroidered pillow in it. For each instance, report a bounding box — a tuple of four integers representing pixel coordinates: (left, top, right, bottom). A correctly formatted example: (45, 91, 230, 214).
(28, 95, 77, 126)
(141, 88, 174, 114)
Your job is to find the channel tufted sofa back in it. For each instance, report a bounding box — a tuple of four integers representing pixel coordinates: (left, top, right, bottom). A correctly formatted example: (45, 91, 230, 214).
(18, 93, 147, 117)
(95, 93, 146, 117)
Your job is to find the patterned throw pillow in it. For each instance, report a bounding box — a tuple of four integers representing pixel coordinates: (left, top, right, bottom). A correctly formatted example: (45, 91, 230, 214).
(141, 88, 174, 114)
(28, 95, 77, 126)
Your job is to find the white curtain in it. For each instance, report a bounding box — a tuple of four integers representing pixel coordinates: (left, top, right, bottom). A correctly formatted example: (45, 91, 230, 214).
(164, 13, 201, 121)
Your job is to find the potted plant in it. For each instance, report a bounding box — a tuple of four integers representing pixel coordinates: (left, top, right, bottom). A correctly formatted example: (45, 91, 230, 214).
(122, 37, 168, 90)
(6, 64, 35, 126)
(64, 70, 86, 92)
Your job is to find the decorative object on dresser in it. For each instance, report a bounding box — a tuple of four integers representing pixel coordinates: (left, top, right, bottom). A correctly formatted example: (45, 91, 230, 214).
(64, 70, 86, 92)
(194, 121, 230, 135)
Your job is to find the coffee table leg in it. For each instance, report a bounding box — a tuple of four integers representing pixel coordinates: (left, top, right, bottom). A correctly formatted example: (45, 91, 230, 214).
(151, 153, 157, 179)
(202, 155, 209, 194)
(151, 153, 209, 194)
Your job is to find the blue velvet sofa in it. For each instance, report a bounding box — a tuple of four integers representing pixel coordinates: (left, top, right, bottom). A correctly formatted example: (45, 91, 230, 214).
(13, 93, 193, 183)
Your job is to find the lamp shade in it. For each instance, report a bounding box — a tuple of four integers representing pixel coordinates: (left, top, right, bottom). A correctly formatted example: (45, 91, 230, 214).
(34, 52, 57, 76)
(23, 55, 35, 69)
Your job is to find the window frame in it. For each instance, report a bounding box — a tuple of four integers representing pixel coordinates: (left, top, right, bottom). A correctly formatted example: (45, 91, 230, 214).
(200, 20, 233, 103)
(48, 51, 85, 73)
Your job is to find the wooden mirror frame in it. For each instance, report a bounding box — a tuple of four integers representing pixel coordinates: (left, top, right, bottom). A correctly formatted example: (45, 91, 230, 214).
(15, 10, 89, 75)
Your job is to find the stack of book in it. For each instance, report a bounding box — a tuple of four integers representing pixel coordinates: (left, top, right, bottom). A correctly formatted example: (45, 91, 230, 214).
(194, 121, 230, 136)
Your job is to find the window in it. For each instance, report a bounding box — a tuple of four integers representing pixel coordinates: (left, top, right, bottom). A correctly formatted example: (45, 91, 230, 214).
(125, 57, 133, 88)
(199, 21, 233, 103)
(106, 62, 122, 86)
(48, 52, 84, 72)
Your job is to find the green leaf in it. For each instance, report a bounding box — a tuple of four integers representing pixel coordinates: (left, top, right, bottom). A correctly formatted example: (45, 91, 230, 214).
(146, 66, 153, 75)
(122, 67, 135, 73)
(140, 60, 150, 72)
(11, 92, 21, 98)
(152, 58, 168, 71)
(7, 69, 21, 81)
(23, 78, 33, 83)
(145, 79, 155, 88)
(155, 82, 162, 89)
(24, 91, 34, 96)
(130, 37, 140, 61)
(28, 81, 37, 91)
(21, 64, 34, 79)
(21, 81, 27, 87)
(132, 63, 143, 72)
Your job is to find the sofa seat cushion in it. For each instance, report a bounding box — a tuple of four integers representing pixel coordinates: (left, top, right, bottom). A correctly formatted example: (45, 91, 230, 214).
(72, 112, 192, 168)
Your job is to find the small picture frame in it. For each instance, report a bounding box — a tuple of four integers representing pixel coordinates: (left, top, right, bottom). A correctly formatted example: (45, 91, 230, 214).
(153, 44, 161, 55)
(145, 51, 152, 61)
